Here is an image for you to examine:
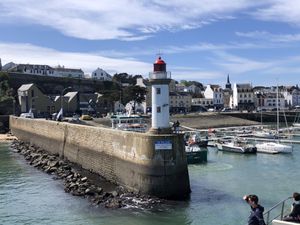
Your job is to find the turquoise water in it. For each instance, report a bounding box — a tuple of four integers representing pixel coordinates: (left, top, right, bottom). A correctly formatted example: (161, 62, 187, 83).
(1, 141, 299, 225)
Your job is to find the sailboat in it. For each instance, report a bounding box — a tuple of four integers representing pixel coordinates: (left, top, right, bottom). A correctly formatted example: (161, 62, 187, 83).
(255, 86, 293, 154)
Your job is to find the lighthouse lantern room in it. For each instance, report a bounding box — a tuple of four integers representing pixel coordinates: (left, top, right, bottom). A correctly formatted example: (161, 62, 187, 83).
(149, 56, 171, 134)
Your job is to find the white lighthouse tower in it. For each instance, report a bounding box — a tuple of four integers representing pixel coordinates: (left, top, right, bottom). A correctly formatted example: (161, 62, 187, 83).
(149, 56, 171, 134)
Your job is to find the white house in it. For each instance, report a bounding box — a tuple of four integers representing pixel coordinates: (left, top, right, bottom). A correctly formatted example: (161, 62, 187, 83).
(282, 87, 300, 107)
(204, 85, 224, 109)
(125, 100, 145, 114)
(91, 68, 112, 81)
(233, 83, 255, 110)
(53, 66, 84, 78)
(136, 77, 147, 88)
(114, 101, 125, 113)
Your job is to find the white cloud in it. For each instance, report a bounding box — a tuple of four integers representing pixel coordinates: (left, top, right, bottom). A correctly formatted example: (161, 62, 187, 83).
(0, 0, 263, 40)
(0, 41, 224, 81)
(236, 31, 300, 42)
(0, 42, 150, 75)
(251, 0, 300, 26)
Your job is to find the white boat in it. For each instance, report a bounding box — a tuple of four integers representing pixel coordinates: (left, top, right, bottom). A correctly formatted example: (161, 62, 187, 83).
(255, 142, 292, 154)
(216, 139, 257, 154)
(255, 86, 293, 154)
(292, 123, 300, 127)
(252, 130, 278, 139)
(111, 114, 148, 132)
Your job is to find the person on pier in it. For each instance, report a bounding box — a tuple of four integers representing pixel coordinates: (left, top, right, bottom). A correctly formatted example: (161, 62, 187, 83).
(283, 192, 300, 223)
(243, 194, 266, 225)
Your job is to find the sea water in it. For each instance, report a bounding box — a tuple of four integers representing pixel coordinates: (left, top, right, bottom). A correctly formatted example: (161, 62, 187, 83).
(0, 139, 299, 225)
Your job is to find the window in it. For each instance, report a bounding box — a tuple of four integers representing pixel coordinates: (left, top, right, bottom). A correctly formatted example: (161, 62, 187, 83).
(240, 94, 242, 98)
(157, 106, 161, 113)
(156, 88, 161, 94)
(31, 90, 34, 97)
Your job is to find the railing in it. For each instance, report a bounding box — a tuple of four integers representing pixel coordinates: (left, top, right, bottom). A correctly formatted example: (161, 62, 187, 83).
(264, 197, 293, 225)
(149, 71, 171, 79)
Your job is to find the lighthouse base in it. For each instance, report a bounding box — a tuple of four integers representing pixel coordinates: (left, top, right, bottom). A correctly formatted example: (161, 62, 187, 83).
(148, 127, 172, 134)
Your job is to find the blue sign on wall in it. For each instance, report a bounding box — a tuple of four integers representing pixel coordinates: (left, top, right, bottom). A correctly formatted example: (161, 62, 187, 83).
(155, 140, 172, 150)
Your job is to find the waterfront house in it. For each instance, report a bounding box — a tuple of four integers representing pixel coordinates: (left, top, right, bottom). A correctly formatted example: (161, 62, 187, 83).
(204, 84, 224, 109)
(169, 92, 192, 113)
(233, 83, 255, 111)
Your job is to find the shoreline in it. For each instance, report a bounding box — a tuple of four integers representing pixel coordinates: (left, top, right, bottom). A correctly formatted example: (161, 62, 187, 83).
(7, 140, 164, 210)
(0, 133, 17, 142)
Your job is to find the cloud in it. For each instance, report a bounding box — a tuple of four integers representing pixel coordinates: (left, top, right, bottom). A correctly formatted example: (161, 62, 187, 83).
(0, 0, 263, 40)
(251, 0, 300, 26)
(0, 42, 150, 75)
(236, 31, 300, 42)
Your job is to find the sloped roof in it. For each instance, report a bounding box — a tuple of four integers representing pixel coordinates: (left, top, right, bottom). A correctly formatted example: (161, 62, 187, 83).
(18, 83, 34, 91)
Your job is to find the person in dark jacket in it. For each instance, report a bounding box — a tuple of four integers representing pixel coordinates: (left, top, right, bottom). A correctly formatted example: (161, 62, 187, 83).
(243, 194, 266, 225)
(283, 192, 300, 222)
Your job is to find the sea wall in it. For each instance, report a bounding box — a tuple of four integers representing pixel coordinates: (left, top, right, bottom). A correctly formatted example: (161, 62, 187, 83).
(9, 116, 190, 199)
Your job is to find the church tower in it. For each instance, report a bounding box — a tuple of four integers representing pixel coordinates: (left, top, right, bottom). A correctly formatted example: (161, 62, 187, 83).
(225, 74, 231, 89)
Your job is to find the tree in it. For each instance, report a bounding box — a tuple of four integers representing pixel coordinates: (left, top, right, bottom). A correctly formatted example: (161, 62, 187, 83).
(0, 72, 12, 101)
(122, 86, 146, 113)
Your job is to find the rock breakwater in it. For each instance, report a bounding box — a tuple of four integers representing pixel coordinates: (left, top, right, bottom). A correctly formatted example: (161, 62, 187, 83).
(10, 140, 164, 209)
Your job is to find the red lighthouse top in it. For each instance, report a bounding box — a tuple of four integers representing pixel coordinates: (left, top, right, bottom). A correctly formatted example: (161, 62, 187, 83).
(153, 56, 166, 72)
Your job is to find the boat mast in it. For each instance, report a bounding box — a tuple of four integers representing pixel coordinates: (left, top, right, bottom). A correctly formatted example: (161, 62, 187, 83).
(276, 84, 279, 132)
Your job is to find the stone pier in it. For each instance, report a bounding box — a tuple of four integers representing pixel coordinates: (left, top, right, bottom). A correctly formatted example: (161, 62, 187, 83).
(9, 116, 190, 199)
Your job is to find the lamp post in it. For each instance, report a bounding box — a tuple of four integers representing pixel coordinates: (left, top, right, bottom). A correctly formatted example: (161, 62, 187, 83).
(61, 86, 72, 117)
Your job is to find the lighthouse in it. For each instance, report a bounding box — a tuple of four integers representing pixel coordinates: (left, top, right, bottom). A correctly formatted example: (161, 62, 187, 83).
(149, 56, 171, 134)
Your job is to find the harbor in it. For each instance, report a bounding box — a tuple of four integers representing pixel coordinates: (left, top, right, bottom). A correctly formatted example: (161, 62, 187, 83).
(1, 134, 299, 225)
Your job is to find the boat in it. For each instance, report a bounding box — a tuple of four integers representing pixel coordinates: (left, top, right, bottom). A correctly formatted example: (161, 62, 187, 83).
(255, 142, 293, 154)
(185, 145, 207, 164)
(216, 139, 257, 154)
(255, 85, 293, 154)
(185, 132, 208, 148)
(184, 132, 208, 163)
(252, 130, 279, 139)
(111, 114, 148, 132)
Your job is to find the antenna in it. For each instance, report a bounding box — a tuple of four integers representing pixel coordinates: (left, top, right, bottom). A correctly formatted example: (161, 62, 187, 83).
(156, 50, 163, 58)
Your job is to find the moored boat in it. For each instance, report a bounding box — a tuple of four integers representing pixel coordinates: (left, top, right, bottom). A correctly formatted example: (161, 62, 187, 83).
(185, 145, 207, 164)
(184, 132, 208, 163)
(255, 142, 292, 154)
(216, 139, 257, 154)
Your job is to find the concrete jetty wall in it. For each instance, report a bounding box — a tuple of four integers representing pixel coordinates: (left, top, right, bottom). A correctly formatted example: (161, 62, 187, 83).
(9, 116, 190, 199)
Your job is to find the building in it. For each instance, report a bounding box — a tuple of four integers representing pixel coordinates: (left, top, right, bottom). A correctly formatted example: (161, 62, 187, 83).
(204, 85, 224, 109)
(8, 64, 55, 76)
(191, 97, 213, 108)
(18, 83, 59, 116)
(225, 74, 232, 90)
(256, 91, 286, 111)
(169, 92, 192, 113)
(148, 56, 171, 133)
(282, 87, 300, 108)
(114, 101, 125, 113)
(91, 68, 112, 81)
(233, 83, 255, 111)
(185, 84, 201, 94)
(1, 62, 16, 71)
(136, 77, 148, 88)
(53, 66, 84, 78)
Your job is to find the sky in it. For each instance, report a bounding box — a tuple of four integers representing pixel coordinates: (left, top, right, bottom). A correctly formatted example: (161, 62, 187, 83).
(0, 0, 300, 87)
